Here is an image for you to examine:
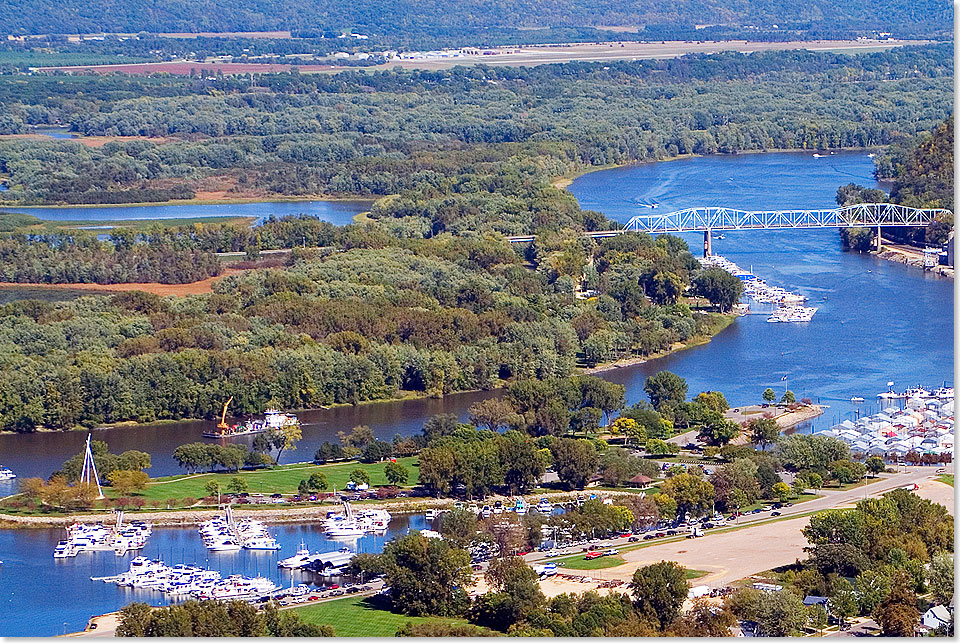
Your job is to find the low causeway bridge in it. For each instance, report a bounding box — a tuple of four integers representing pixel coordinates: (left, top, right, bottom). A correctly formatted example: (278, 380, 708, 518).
(505, 203, 951, 256)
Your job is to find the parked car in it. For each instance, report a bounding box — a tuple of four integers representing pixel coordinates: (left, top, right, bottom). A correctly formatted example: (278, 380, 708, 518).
(584, 551, 603, 560)
(771, 511, 781, 517)
(628, 536, 640, 542)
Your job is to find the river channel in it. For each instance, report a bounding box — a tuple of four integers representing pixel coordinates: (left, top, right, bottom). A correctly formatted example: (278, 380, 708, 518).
(0, 151, 952, 635)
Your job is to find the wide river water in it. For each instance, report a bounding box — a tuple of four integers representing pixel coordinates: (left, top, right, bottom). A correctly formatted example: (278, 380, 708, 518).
(0, 150, 952, 635)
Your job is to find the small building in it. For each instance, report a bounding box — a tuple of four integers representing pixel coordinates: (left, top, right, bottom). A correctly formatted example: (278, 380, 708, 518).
(803, 595, 829, 608)
(921, 605, 951, 630)
(628, 474, 654, 488)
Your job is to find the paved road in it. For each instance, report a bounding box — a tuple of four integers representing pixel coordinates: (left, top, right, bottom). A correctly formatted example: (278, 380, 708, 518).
(528, 466, 952, 588)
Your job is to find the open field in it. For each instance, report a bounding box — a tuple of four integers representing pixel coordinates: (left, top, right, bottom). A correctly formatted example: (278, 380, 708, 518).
(0, 268, 245, 296)
(111, 456, 420, 501)
(559, 554, 627, 570)
(295, 596, 479, 636)
(937, 474, 954, 486)
(34, 39, 927, 76)
(0, 133, 170, 148)
(38, 61, 339, 75)
(370, 39, 926, 71)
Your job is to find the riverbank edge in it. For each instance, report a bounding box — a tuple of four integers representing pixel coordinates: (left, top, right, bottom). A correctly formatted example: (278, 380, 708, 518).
(551, 146, 885, 194)
(874, 242, 954, 279)
(0, 194, 377, 209)
(0, 489, 639, 529)
(581, 312, 736, 375)
(0, 311, 735, 437)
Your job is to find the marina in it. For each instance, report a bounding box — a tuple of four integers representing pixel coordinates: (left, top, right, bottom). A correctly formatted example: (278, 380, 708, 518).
(700, 254, 818, 323)
(199, 508, 280, 551)
(53, 513, 152, 558)
(821, 384, 954, 459)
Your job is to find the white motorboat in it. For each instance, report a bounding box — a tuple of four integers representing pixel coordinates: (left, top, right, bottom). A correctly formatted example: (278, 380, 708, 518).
(536, 498, 553, 513)
(243, 536, 281, 551)
(0, 466, 15, 480)
(53, 540, 78, 558)
(514, 498, 527, 515)
(208, 539, 242, 552)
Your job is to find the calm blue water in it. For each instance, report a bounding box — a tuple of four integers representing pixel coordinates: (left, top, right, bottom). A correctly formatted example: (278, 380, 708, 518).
(34, 128, 79, 140)
(0, 513, 426, 637)
(568, 151, 953, 426)
(2, 200, 372, 226)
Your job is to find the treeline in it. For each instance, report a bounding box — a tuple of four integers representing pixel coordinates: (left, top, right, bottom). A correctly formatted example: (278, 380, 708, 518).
(116, 600, 331, 637)
(0, 228, 733, 431)
(838, 116, 953, 248)
(0, 233, 220, 284)
(0, 45, 950, 206)
(1, 0, 951, 38)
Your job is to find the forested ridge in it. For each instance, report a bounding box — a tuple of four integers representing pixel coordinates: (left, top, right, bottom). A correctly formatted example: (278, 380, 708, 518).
(1, 0, 951, 38)
(0, 45, 951, 212)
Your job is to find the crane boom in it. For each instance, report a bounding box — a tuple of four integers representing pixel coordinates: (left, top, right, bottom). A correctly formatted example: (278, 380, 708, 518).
(218, 396, 233, 429)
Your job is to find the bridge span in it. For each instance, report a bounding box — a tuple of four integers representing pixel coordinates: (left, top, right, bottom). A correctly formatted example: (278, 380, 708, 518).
(505, 203, 951, 256)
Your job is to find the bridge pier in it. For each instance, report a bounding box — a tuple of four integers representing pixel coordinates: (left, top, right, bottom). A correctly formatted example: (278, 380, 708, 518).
(875, 225, 883, 251)
(703, 230, 712, 257)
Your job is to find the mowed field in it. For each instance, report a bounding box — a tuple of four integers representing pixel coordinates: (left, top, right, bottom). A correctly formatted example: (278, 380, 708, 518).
(112, 456, 420, 501)
(295, 596, 479, 636)
(36, 39, 927, 76)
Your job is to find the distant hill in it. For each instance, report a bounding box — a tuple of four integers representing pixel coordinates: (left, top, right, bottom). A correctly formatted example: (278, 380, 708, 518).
(0, 0, 953, 38)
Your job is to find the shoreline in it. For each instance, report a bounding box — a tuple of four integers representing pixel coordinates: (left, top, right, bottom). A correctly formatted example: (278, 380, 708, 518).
(0, 489, 634, 529)
(0, 195, 376, 210)
(873, 241, 953, 279)
(581, 313, 737, 375)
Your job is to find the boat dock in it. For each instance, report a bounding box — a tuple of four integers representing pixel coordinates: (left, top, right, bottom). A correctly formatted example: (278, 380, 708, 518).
(700, 255, 817, 322)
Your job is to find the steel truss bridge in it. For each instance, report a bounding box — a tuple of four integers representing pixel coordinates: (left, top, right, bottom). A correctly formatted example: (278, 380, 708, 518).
(505, 204, 951, 256)
(621, 203, 948, 234)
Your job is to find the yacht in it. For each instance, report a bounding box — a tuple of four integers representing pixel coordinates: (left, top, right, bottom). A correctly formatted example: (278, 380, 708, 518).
(425, 509, 438, 521)
(278, 542, 311, 569)
(481, 505, 492, 518)
(0, 466, 15, 480)
(850, 397, 865, 403)
(493, 501, 503, 514)
(514, 498, 527, 515)
(53, 540, 78, 558)
(536, 498, 553, 513)
(207, 539, 242, 552)
(243, 536, 281, 551)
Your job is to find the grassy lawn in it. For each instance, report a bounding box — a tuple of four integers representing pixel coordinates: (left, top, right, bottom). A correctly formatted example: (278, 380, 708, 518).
(738, 492, 819, 513)
(822, 476, 886, 491)
(112, 457, 419, 502)
(685, 569, 709, 580)
(937, 474, 954, 487)
(294, 596, 479, 637)
(559, 555, 626, 570)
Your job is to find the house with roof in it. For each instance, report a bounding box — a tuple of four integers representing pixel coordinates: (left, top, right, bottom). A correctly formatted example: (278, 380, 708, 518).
(921, 605, 951, 631)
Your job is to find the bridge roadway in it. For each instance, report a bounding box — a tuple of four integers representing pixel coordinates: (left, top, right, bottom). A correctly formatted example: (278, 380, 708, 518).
(505, 203, 951, 256)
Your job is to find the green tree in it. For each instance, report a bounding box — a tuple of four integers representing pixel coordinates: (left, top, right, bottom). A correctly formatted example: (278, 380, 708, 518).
(108, 470, 149, 495)
(928, 552, 954, 605)
(629, 561, 689, 630)
(371, 532, 473, 616)
(349, 468, 370, 486)
(437, 508, 479, 549)
(780, 390, 796, 404)
(807, 603, 828, 637)
(471, 556, 545, 630)
(828, 580, 859, 628)
(855, 569, 890, 615)
(116, 602, 154, 637)
(643, 371, 687, 410)
(690, 268, 744, 312)
(660, 472, 714, 519)
(549, 438, 599, 490)
(749, 417, 780, 450)
(762, 388, 777, 402)
(771, 481, 791, 503)
(865, 456, 885, 477)
(645, 438, 672, 455)
(298, 479, 309, 496)
(308, 472, 328, 491)
(204, 480, 222, 504)
(228, 476, 248, 494)
(384, 461, 409, 486)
